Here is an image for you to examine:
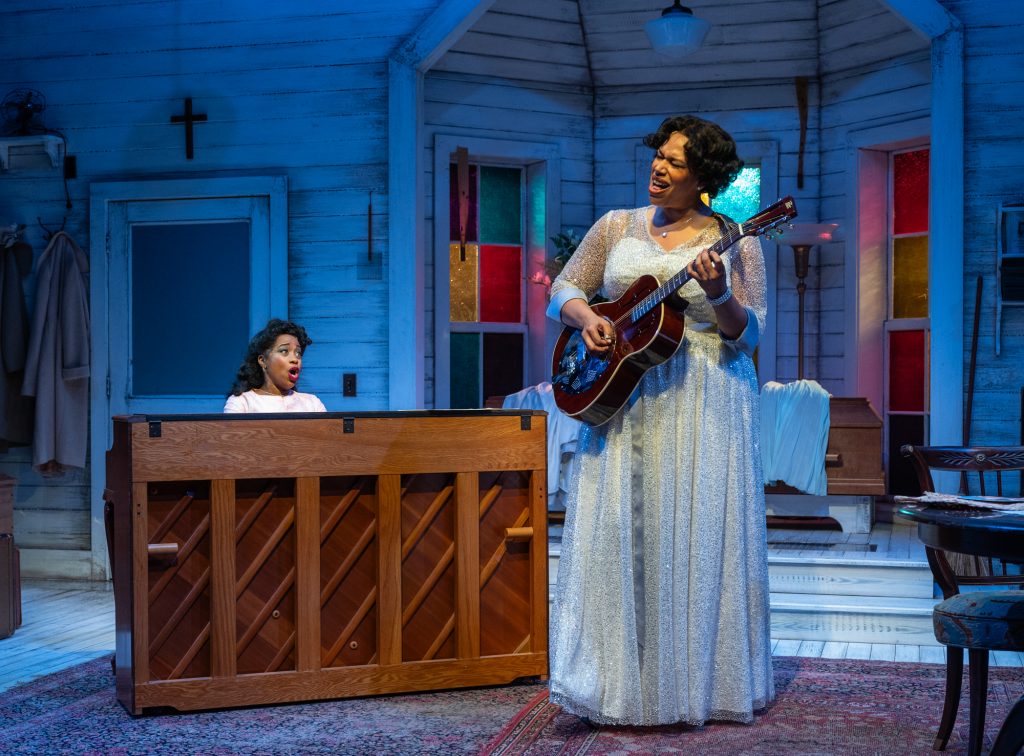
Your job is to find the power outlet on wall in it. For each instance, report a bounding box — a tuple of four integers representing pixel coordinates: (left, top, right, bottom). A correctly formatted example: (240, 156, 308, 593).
(342, 373, 357, 397)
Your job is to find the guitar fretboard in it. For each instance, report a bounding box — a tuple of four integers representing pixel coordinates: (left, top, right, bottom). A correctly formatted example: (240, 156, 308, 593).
(629, 222, 745, 323)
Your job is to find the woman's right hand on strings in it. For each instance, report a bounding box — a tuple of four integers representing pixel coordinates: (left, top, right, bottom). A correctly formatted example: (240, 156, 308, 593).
(559, 298, 615, 354)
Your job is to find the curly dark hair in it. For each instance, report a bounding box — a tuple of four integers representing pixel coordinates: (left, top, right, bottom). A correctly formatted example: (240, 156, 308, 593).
(642, 115, 743, 199)
(229, 318, 313, 396)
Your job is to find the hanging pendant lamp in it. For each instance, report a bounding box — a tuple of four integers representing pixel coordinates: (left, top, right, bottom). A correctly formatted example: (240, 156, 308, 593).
(645, 1, 711, 60)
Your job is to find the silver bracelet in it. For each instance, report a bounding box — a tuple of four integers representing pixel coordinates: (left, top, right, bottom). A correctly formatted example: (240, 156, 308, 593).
(707, 286, 733, 307)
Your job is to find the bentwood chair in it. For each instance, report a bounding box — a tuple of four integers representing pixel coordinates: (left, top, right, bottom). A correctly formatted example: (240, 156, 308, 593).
(902, 445, 1024, 756)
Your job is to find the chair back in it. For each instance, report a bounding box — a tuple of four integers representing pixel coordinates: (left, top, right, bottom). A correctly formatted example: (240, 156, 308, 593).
(901, 444, 1024, 598)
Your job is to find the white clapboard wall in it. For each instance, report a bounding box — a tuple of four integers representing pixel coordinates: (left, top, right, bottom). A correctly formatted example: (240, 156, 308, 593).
(816, 0, 930, 394)
(946, 0, 1024, 447)
(0, 0, 442, 574)
(424, 0, 594, 407)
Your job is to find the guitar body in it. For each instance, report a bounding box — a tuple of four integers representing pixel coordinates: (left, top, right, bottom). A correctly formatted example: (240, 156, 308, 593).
(551, 275, 686, 426)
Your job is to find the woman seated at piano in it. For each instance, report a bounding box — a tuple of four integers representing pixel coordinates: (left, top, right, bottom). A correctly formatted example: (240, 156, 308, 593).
(224, 319, 327, 413)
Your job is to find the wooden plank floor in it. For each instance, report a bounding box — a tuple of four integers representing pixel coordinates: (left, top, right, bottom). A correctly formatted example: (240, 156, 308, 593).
(0, 579, 115, 693)
(766, 520, 926, 561)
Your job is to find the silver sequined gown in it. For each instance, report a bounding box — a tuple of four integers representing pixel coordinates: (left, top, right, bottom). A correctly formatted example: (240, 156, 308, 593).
(547, 208, 774, 726)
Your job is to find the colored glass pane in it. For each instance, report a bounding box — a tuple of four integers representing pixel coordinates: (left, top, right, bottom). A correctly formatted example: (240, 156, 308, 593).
(479, 244, 521, 323)
(450, 332, 480, 408)
(449, 243, 479, 322)
(449, 163, 478, 242)
(888, 330, 925, 412)
(893, 235, 929, 318)
(888, 414, 925, 496)
(894, 149, 929, 235)
(483, 333, 524, 403)
(711, 166, 761, 224)
(480, 166, 521, 244)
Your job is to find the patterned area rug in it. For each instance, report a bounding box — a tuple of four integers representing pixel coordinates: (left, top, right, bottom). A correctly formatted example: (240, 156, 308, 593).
(482, 657, 1024, 755)
(0, 658, 544, 755)
(3, 656, 1023, 755)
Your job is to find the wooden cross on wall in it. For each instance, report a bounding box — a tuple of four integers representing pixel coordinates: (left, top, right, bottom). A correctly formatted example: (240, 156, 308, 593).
(170, 97, 207, 160)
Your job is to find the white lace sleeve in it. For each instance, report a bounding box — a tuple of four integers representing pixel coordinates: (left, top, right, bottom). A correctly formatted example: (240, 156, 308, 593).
(546, 211, 617, 322)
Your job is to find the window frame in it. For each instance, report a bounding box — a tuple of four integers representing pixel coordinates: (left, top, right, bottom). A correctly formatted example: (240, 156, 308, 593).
(432, 134, 560, 409)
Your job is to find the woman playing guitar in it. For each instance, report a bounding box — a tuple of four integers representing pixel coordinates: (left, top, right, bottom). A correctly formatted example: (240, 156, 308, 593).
(547, 115, 774, 728)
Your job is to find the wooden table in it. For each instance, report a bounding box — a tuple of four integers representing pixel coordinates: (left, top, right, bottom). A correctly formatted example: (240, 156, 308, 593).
(898, 503, 1024, 756)
(106, 411, 549, 714)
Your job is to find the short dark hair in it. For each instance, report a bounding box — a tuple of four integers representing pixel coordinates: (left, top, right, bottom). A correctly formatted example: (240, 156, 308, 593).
(229, 318, 313, 395)
(642, 115, 743, 199)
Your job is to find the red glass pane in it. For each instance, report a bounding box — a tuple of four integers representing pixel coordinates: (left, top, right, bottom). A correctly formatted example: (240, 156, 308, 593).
(449, 163, 478, 242)
(893, 149, 929, 235)
(888, 330, 925, 412)
(479, 244, 521, 323)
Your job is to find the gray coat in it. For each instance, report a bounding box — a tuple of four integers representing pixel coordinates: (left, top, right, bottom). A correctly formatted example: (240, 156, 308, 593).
(22, 232, 90, 472)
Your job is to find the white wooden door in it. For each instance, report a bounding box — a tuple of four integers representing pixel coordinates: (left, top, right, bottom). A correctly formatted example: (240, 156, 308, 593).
(89, 176, 287, 578)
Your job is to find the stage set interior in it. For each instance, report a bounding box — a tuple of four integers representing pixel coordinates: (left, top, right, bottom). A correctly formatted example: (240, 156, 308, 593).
(1, 0, 1024, 724)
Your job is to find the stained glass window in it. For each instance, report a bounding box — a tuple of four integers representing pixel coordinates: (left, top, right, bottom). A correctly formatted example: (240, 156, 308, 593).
(479, 245, 521, 323)
(893, 149, 929, 235)
(446, 159, 527, 408)
(892, 235, 929, 319)
(711, 166, 761, 224)
(885, 145, 930, 495)
(888, 330, 925, 412)
(448, 332, 525, 408)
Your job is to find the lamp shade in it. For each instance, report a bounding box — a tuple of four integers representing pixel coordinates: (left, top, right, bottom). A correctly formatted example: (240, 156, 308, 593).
(645, 2, 711, 60)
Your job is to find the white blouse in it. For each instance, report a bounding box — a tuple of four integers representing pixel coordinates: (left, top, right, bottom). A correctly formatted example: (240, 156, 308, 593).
(223, 390, 327, 414)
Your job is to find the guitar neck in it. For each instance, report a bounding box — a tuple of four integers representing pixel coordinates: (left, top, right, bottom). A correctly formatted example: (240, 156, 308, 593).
(630, 222, 746, 323)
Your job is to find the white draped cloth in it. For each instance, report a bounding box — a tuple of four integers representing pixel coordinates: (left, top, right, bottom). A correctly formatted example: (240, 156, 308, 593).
(546, 208, 774, 726)
(760, 379, 831, 495)
(501, 382, 580, 511)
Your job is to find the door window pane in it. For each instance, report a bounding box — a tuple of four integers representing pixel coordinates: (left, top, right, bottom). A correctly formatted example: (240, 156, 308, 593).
(449, 243, 479, 323)
(888, 414, 925, 495)
(450, 333, 480, 409)
(888, 330, 926, 412)
(894, 149, 929, 235)
(449, 163, 478, 242)
(483, 333, 524, 401)
(131, 222, 249, 395)
(479, 244, 522, 323)
(480, 167, 521, 244)
(893, 235, 929, 318)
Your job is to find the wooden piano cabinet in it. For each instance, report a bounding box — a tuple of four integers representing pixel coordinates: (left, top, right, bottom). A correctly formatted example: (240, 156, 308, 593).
(105, 411, 548, 714)
(765, 397, 885, 496)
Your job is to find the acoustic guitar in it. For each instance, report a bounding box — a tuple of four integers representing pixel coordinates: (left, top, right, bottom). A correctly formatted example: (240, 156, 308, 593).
(551, 197, 798, 426)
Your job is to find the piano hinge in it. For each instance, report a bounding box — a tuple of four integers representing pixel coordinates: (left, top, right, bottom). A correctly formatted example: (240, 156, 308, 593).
(520, 415, 531, 431)
(148, 421, 161, 438)
(105, 374, 111, 399)
(343, 417, 355, 434)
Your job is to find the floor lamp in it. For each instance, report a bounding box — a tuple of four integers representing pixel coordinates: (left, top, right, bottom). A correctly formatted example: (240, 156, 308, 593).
(782, 223, 839, 380)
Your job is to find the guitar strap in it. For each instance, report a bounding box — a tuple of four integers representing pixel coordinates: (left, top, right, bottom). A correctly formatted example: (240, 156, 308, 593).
(710, 210, 739, 248)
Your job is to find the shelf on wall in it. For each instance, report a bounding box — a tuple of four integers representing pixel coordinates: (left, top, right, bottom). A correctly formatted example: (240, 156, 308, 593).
(0, 134, 63, 171)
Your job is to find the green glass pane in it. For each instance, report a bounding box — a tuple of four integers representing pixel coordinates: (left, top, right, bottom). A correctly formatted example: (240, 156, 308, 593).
(480, 166, 521, 244)
(893, 235, 929, 319)
(450, 332, 480, 408)
(711, 166, 761, 224)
